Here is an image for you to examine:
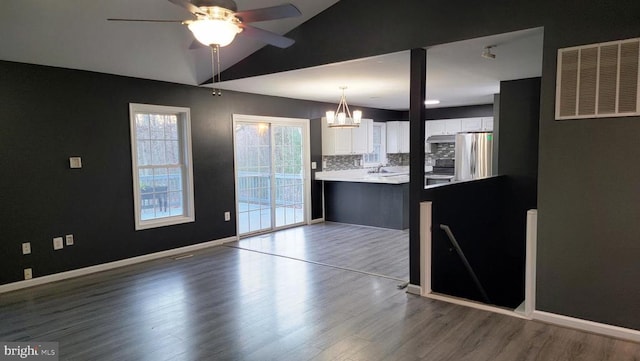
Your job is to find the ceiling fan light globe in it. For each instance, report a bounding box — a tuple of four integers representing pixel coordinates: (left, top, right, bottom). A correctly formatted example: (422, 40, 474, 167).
(188, 19, 240, 47)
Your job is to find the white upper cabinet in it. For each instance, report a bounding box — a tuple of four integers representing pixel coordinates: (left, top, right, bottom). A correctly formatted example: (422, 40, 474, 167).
(460, 117, 483, 132)
(425, 120, 445, 138)
(351, 118, 374, 154)
(425, 118, 462, 137)
(322, 117, 373, 155)
(386, 121, 410, 153)
(441, 117, 494, 133)
(445, 119, 461, 134)
(481, 117, 494, 131)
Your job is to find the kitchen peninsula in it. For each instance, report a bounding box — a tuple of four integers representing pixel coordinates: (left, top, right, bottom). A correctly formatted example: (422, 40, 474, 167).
(315, 167, 409, 230)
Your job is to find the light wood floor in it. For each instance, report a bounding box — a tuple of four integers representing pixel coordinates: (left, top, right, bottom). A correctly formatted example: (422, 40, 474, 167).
(233, 222, 410, 281)
(1, 223, 639, 360)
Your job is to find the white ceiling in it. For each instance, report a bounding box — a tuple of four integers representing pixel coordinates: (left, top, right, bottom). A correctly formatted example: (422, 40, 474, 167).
(0, 1, 543, 111)
(0, 0, 339, 85)
(215, 27, 544, 110)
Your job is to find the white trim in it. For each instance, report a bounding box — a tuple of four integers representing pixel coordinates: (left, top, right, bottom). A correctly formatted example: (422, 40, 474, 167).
(309, 218, 325, 224)
(0, 236, 237, 294)
(129, 103, 196, 230)
(406, 284, 422, 295)
(426, 293, 529, 320)
(533, 311, 640, 343)
(524, 209, 537, 317)
(232, 114, 311, 235)
(417, 202, 640, 342)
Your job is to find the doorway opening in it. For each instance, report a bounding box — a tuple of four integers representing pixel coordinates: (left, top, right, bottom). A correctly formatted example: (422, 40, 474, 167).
(233, 114, 310, 237)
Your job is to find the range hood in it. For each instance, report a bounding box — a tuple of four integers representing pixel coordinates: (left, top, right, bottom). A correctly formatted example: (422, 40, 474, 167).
(426, 135, 456, 144)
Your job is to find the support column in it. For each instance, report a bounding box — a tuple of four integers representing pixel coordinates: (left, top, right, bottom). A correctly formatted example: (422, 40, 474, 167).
(409, 48, 426, 285)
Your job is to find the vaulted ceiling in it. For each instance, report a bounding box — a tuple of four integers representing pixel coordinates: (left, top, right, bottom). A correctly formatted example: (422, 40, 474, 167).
(0, 1, 543, 110)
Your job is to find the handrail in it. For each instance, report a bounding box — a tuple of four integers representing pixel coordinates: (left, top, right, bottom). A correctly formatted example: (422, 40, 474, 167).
(439, 224, 491, 304)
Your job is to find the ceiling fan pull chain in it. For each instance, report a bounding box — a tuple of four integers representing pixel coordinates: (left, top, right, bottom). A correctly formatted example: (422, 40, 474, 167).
(211, 44, 222, 96)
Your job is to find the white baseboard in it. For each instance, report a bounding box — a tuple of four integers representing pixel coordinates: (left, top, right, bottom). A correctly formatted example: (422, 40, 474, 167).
(425, 293, 529, 320)
(309, 218, 325, 224)
(406, 284, 422, 295)
(0, 236, 238, 294)
(532, 310, 640, 343)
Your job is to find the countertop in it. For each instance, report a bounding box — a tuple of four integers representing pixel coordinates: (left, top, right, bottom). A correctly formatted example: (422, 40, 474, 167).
(315, 167, 409, 184)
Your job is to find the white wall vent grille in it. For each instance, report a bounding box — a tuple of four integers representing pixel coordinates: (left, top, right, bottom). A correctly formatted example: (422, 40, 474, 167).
(556, 38, 640, 120)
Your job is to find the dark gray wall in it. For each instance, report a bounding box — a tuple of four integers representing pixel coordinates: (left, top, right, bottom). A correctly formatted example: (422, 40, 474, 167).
(414, 79, 540, 307)
(396, 104, 493, 121)
(423, 104, 494, 120)
(0, 60, 401, 285)
(224, 0, 640, 329)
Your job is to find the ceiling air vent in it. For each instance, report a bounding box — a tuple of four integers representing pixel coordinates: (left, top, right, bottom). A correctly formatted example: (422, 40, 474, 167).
(555, 38, 640, 120)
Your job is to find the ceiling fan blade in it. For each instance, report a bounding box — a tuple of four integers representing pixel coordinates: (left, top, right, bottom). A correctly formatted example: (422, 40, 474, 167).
(168, 0, 207, 16)
(239, 24, 295, 48)
(107, 18, 185, 23)
(235, 4, 301, 23)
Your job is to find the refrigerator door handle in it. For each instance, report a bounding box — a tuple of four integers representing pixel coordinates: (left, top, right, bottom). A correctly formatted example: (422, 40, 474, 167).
(470, 137, 477, 176)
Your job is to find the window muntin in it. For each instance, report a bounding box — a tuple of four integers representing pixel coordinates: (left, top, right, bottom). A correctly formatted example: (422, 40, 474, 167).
(130, 103, 195, 230)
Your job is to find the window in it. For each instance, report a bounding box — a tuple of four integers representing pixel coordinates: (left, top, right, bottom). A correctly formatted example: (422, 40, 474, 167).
(129, 103, 195, 230)
(363, 122, 387, 166)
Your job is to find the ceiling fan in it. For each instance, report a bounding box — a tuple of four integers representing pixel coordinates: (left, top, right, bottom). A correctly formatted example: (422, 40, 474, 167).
(109, 0, 301, 93)
(108, 0, 301, 49)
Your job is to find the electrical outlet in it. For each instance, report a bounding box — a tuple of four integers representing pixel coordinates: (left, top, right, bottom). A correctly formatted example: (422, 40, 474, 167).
(65, 234, 74, 246)
(311, 161, 317, 170)
(224, 211, 231, 221)
(53, 237, 64, 250)
(22, 242, 31, 255)
(24, 268, 32, 280)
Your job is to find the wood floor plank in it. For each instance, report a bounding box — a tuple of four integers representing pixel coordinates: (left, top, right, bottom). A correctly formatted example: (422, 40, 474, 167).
(1, 223, 639, 360)
(233, 222, 410, 280)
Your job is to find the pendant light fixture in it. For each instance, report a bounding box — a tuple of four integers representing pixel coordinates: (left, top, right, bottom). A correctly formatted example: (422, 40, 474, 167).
(326, 86, 362, 128)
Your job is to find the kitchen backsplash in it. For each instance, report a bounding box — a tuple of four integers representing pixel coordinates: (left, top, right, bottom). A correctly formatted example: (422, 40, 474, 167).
(322, 155, 363, 171)
(323, 144, 454, 170)
(322, 153, 410, 171)
(426, 142, 455, 165)
(387, 153, 410, 166)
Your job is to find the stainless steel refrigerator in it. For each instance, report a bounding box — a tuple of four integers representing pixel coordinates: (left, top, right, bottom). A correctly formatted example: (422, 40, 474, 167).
(454, 132, 493, 181)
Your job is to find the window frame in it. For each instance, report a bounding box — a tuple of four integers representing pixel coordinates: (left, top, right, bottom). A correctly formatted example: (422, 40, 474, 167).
(363, 121, 387, 167)
(129, 103, 195, 230)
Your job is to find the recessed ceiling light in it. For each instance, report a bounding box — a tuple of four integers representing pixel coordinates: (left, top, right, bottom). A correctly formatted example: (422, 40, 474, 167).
(424, 99, 440, 105)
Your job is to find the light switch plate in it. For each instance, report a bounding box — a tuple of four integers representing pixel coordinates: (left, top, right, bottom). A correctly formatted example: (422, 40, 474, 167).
(22, 242, 31, 255)
(311, 162, 317, 170)
(53, 237, 64, 250)
(69, 157, 82, 169)
(65, 234, 74, 246)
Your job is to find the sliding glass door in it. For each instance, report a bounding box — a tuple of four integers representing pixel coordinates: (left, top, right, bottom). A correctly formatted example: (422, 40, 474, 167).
(234, 115, 309, 236)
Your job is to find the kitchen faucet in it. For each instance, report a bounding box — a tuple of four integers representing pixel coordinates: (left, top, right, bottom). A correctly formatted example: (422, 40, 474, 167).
(368, 164, 386, 173)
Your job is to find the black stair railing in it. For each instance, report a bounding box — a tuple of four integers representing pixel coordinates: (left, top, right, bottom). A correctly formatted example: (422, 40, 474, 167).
(439, 224, 491, 304)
